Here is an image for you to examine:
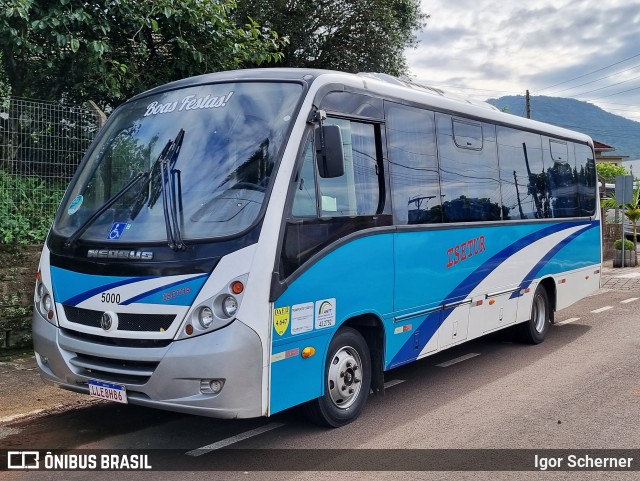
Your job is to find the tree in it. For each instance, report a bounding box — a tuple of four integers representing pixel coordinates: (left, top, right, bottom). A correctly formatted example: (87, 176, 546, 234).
(596, 162, 628, 183)
(0, 0, 288, 107)
(0, 54, 9, 99)
(235, 0, 427, 76)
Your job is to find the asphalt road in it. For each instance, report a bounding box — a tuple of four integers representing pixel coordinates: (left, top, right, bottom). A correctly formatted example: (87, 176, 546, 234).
(1, 283, 639, 480)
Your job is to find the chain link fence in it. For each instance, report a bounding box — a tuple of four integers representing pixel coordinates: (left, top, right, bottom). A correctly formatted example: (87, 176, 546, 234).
(0, 97, 103, 244)
(0, 97, 103, 351)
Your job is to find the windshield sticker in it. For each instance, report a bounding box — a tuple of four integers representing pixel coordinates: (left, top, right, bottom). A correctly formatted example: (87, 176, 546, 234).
(291, 302, 314, 335)
(107, 222, 129, 240)
(144, 91, 234, 117)
(67, 195, 83, 215)
(315, 299, 336, 330)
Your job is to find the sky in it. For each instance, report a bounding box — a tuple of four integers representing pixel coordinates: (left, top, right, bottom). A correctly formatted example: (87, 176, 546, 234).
(405, 0, 640, 122)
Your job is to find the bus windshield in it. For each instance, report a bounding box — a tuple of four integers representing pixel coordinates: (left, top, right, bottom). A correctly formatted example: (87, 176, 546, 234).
(54, 81, 302, 243)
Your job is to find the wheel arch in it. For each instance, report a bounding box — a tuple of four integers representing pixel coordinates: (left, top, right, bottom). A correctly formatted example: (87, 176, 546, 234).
(538, 277, 556, 323)
(340, 313, 386, 395)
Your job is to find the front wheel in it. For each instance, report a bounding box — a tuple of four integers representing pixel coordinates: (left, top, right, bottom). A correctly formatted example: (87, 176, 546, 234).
(304, 327, 372, 427)
(516, 284, 551, 344)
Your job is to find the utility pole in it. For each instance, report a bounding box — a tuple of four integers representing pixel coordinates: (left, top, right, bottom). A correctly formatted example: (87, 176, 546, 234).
(526, 90, 531, 119)
(513, 170, 525, 219)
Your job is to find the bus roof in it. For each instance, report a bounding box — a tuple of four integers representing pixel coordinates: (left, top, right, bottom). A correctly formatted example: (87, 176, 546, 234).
(129, 68, 593, 146)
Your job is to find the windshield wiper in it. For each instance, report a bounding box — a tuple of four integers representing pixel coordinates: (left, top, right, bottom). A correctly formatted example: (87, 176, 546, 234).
(64, 129, 186, 250)
(161, 129, 185, 250)
(64, 171, 147, 249)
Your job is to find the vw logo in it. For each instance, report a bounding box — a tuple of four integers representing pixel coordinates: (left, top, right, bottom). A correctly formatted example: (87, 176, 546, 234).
(100, 312, 112, 330)
(100, 311, 118, 331)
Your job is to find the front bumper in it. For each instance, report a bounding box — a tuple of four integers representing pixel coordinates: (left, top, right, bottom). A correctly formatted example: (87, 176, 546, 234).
(32, 312, 264, 419)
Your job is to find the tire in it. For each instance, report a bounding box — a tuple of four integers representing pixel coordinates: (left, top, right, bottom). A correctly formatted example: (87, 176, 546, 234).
(304, 327, 372, 427)
(516, 284, 551, 344)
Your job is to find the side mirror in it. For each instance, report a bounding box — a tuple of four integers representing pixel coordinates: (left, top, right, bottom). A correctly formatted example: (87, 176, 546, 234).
(315, 125, 344, 178)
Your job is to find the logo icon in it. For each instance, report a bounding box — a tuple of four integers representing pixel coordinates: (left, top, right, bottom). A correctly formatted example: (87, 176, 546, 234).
(100, 312, 116, 331)
(100, 312, 112, 330)
(317, 301, 334, 316)
(7, 451, 39, 469)
(87, 249, 154, 260)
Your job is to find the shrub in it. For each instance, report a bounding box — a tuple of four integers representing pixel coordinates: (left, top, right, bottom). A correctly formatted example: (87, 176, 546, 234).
(614, 238, 635, 251)
(0, 170, 65, 244)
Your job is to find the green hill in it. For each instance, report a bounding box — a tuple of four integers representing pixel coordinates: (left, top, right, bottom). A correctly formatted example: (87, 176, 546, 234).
(487, 96, 640, 160)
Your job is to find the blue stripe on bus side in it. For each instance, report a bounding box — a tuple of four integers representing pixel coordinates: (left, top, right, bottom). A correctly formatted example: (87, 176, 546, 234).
(388, 221, 599, 367)
(514, 221, 599, 296)
(443, 222, 573, 302)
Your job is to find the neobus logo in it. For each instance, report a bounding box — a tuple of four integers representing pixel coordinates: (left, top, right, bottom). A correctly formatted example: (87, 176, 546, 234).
(87, 249, 154, 260)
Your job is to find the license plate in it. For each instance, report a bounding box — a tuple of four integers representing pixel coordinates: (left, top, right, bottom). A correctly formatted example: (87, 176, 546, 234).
(88, 379, 128, 404)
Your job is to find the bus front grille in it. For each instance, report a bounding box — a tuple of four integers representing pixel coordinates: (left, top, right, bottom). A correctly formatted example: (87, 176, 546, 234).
(63, 305, 175, 332)
(69, 353, 159, 385)
(61, 328, 172, 348)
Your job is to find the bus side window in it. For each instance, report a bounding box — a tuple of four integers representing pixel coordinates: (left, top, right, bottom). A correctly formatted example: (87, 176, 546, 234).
(280, 118, 389, 279)
(497, 127, 548, 219)
(575, 143, 597, 216)
(437, 114, 502, 222)
(453, 119, 483, 150)
(386, 102, 440, 224)
(545, 138, 578, 218)
(317, 119, 380, 217)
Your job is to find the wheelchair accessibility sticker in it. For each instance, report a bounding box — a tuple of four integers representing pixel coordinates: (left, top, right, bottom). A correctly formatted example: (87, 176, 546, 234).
(107, 222, 129, 240)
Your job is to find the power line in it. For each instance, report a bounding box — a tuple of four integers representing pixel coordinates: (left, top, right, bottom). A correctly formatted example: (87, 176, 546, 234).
(569, 74, 640, 98)
(537, 52, 640, 92)
(586, 85, 640, 102)
(595, 100, 640, 106)
(547, 62, 640, 95)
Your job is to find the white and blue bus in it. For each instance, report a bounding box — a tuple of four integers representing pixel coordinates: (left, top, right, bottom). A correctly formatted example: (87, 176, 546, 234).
(33, 69, 601, 427)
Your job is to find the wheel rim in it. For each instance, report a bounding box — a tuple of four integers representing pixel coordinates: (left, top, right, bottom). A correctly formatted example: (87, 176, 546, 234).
(327, 345, 363, 409)
(532, 293, 547, 333)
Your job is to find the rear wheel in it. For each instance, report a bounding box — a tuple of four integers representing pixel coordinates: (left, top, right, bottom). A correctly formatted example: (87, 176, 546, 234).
(517, 284, 550, 344)
(304, 327, 371, 427)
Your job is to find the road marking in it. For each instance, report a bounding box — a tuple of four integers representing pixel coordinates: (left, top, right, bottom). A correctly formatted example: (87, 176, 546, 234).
(384, 379, 405, 389)
(436, 353, 480, 368)
(621, 297, 639, 304)
(186, 423, 285, 456)
(591, 306, 613, 314)
(556, 317, 581, 326)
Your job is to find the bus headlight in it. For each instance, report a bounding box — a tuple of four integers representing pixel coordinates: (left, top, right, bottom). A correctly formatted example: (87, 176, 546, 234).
(43, 294, 52, 312)
(35, 284, 57, 325)
(221, 296, 238, 318)
(180, 275, 247, 339)
(198, 306, 215, 328)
